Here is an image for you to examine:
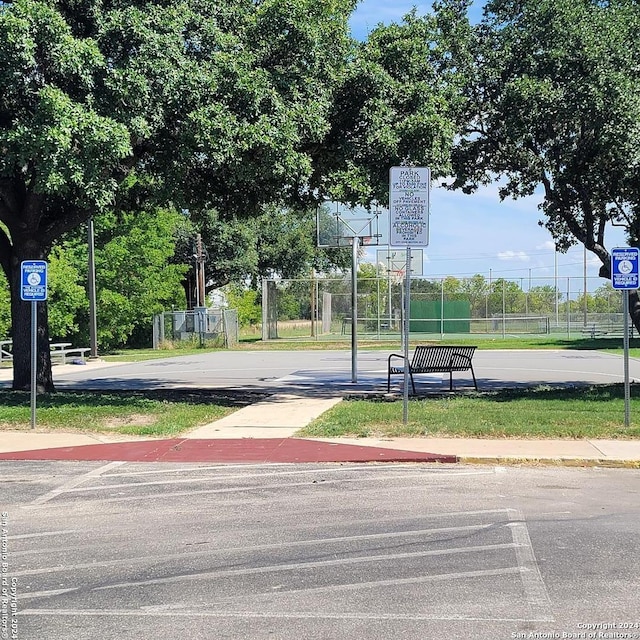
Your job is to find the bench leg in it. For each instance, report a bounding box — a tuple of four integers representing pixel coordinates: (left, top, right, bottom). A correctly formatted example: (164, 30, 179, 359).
(470, 363, 478, 390)
(408, 371, 416, 395)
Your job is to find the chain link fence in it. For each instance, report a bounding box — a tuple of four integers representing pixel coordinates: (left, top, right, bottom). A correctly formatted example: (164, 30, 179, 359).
(260, 275, 630, 341)
(153, 308, 238, 348)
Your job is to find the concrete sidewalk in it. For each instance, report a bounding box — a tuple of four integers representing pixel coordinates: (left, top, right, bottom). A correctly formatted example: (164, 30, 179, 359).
(1, 392, 639, 466)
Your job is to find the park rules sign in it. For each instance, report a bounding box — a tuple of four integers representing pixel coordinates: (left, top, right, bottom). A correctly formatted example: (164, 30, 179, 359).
(389, 167, 430, 247)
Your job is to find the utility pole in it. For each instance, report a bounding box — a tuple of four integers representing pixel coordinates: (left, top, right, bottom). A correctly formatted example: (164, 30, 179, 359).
(87, 217, 98, 358)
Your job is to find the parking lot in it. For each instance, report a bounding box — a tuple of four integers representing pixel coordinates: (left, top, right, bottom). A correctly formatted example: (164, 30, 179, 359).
(3, 461, 639, 640)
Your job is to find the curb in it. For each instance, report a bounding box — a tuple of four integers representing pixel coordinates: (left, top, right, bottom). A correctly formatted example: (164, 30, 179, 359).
(458, 456, 640, 469)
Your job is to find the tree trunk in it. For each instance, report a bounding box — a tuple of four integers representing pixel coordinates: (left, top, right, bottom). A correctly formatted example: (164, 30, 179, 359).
(9, 240, 54, 392)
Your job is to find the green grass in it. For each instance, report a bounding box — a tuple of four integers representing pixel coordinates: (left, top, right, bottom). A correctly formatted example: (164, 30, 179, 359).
(8, 338, 639, 439)
(233, 335, 640, 355)
(298, 385, 640, 440)
(0, 389, 264, 437)
(98, 335, 640, 361)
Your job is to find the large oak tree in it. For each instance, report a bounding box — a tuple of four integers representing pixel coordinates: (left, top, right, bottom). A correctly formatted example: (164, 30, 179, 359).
(444, 0, 640, 327)
(0, 0, 355, 390)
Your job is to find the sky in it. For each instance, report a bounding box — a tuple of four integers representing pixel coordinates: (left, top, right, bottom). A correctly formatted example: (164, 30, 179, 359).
(348, 0, 627, 293)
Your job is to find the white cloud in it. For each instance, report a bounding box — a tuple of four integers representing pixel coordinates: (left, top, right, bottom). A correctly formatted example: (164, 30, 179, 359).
(497, 251, 530, 262)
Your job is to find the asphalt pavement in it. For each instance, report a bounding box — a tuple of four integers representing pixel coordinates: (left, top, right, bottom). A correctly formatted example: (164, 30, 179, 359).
(3, 461, 639, 640)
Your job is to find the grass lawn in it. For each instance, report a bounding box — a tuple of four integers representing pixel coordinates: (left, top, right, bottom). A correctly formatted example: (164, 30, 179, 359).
(4, 336, 640, 439)
(298, 384, 640, 440)
(103, 335, 640, 357)
(0, 389, 267, 437)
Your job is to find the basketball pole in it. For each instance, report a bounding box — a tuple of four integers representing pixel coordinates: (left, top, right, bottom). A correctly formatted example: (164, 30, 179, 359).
(403, 247, 411, 424)
(351, 236, 359, 383)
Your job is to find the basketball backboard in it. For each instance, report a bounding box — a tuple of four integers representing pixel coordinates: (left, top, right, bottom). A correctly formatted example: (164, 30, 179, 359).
(316, 202, 386, 248)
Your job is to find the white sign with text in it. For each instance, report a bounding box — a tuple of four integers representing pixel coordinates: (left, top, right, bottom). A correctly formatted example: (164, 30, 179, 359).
(389, 166, 430, 247)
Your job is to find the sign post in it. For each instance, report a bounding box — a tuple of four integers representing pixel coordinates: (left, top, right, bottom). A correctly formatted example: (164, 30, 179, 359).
(20, 260, 48, 429)
(611, 247, 639, 427)
(389, 167, 430, 424)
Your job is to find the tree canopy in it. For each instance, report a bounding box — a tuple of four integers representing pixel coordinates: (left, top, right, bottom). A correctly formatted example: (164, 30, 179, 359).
(0, 0, 358, 389)
(446, 0, 640, 324)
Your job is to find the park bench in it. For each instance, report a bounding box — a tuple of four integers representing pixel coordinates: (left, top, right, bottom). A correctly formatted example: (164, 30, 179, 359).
(388, 345, 478, 394)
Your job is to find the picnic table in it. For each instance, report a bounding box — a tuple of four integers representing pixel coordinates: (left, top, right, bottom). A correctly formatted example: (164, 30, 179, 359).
(0, 340, 12, 364)
(49, 343, 91, 364)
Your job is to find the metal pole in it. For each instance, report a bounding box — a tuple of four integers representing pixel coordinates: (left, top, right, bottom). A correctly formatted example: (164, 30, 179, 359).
(440, 277, 444, 338)
(261, 278, 268, 342)
(351, 237, 359, 383)
(567, 277, 570, 338)
(310, 268, 316, 338)
(30, 301, 37, 430)
(403, 248, 411, 425)
(87, 217, 98, 358)
(388, 257, 392, 334)
(502, 280, 506, 338)
(623, 290, 631, 427)
(583, 244, 588, 326)
(555, 248, 559, 328)
(376, 273, 381, 339)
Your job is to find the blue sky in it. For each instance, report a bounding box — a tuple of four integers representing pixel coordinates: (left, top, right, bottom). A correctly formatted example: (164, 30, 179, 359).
(349, 0, 627, 292)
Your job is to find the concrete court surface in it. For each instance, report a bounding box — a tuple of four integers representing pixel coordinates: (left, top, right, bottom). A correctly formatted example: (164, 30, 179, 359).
(6, 347, 639, 394)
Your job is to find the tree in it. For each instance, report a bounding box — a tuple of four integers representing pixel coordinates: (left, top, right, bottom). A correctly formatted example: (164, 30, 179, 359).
(445, 0, 640, 329)
(0, 271, 10, 338)
(0, 0, 356, 390)
(459, 274, 489, 317)
(527, 285, 558, 315)
(592, 282, 622, 314)
(315, 8, 461, 206)
(46, 245, 87, 340)
(173, 203, 351, 310)
(56, 208, 187, 350)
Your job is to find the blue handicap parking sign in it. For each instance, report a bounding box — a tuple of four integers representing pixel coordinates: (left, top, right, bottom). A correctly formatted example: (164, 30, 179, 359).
(611, 247, 640, 290)
(20, 260, 48, 301)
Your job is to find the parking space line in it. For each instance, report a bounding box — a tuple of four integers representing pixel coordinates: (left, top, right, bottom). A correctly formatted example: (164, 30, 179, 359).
(94, 541, 518, 591)
(19, 608, 551, 623)
(12, 523, 496, 578)
(29, 461, 126, 506)
(507, 511, 554, 621)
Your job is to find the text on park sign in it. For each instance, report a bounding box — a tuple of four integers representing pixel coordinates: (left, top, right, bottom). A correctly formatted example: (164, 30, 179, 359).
(389, 167, 430, 247)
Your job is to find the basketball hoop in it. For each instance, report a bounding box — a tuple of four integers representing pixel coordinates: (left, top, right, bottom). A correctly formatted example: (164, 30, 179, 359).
(390, 269, 405, 285)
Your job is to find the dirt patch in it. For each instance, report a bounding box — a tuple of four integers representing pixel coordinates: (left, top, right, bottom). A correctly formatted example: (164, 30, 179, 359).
(101, 413, 158, 429)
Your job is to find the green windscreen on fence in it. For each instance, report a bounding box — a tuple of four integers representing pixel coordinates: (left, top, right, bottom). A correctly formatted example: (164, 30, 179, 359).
(409, 300, 471, 333)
